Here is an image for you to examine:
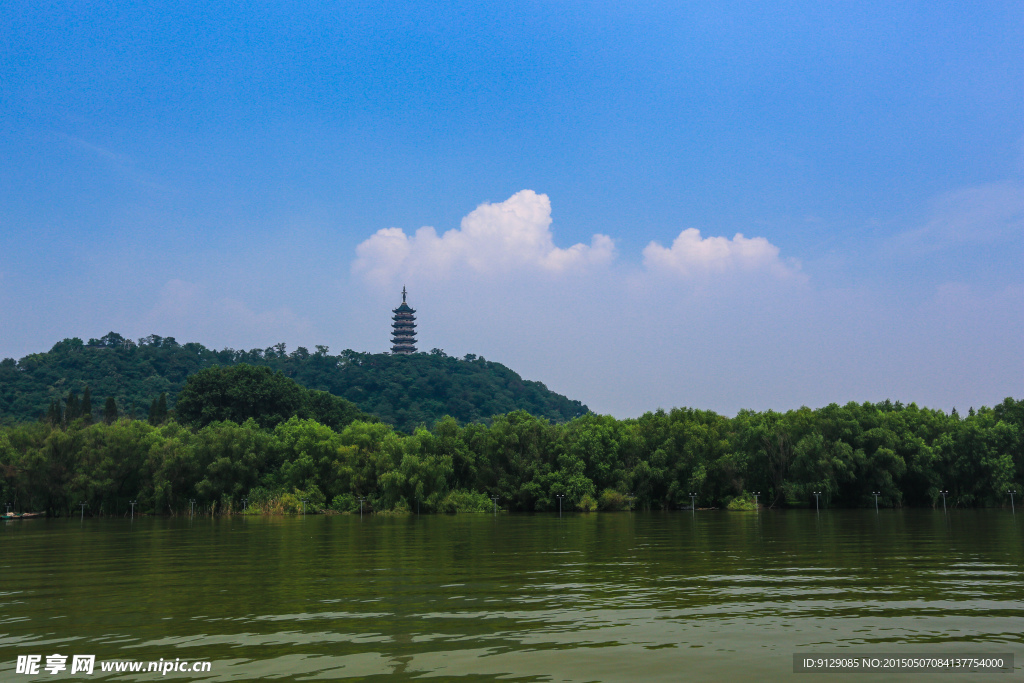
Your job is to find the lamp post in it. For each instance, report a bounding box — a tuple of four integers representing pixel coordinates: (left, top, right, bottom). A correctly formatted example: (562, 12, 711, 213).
(491, 496, 499, 515)
(241, 497, 248, 514)
(358, 497, 366, 517)
(626, 493, 634, 513)
(129, 500, 137, 520)
(753, 491, 761, 511)
(872, 491, 880, 513)
(690, 492, 697, 513)
(301, 498, 308, 516)
(556, 494, 564, 516)
(813, 491, 821, 513)
(940, 490, 948, 513)
(79, 501, 89, 522)
(1008, 490, 1017, 514)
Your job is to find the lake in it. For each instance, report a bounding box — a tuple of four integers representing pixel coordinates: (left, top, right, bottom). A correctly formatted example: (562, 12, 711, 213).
(2, 510, 1022, 681)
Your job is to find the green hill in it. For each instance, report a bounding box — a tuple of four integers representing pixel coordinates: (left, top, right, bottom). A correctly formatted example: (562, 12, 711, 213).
(0, 333, 589, 431)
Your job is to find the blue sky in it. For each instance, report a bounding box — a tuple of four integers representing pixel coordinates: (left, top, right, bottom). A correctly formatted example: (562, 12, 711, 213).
(2, 0, 1021, 417)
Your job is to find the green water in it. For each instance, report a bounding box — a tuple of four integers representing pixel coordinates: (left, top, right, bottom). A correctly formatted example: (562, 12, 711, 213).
(1, 511, 1022, 681)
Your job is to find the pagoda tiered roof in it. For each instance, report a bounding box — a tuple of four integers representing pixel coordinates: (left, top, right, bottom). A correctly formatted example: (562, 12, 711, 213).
(390, 286, 418, 355)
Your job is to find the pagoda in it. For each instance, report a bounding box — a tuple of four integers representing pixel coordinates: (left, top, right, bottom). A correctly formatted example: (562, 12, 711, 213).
(391, 286, 417, 354)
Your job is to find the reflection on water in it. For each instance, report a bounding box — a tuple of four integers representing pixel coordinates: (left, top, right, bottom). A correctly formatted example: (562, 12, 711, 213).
(1, 511, 1021, 681)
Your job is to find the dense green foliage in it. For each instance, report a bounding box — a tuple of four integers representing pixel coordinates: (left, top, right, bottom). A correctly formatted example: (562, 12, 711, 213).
(174, 365, 373, 431)
(0, 333, 588, 431)
(2, 398, 1020, 516)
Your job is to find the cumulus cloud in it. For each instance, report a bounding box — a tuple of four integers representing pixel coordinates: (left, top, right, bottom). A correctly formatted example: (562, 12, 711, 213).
(353, 190, 615, 284)
(353, 189, 803, 289)
(641, 228, 802, 279)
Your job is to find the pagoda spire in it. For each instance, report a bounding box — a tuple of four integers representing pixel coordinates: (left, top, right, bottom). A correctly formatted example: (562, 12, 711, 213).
(391, 287, 417, 355)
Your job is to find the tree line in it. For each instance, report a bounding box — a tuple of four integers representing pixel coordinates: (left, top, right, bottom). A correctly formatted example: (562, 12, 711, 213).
(2, 368, 1020, 515)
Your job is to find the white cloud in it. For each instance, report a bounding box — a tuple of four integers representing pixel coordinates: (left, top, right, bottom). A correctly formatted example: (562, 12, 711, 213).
(641, 228, 802, 279)
(353, 190, 615, 285)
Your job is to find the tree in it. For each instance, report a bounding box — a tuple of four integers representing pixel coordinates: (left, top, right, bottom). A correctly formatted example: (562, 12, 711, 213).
(156, 393, 168, 423)
(46, 399, 60, 426)
(762, 426, 792, 508)
(175, 365, 369, 431)
(103, 397, 118, 425)
(65, 391, 81, 422)
(305, 389, 371, 432)
(147, 392, 169, 425)
(81, 386, 92, 423)
(175, 365, 304, 429)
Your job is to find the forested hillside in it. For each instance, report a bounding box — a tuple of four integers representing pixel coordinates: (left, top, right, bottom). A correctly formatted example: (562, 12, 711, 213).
(0, 333, 588, 431)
